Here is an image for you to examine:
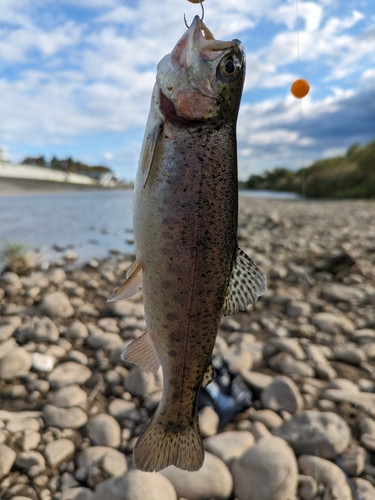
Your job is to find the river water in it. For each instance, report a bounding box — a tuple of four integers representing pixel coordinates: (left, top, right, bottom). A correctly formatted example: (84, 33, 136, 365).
(0, 188, 300, 265)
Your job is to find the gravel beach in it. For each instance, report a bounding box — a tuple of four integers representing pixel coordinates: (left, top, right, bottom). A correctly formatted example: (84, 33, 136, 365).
(0, 197, 375, 500)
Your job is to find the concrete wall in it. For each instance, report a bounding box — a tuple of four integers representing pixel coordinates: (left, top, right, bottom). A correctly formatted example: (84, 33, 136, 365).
(0, 162, 96, 185)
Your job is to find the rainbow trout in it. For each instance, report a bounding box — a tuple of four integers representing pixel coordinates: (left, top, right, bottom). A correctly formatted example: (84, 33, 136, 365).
(108, 15, 266, 472)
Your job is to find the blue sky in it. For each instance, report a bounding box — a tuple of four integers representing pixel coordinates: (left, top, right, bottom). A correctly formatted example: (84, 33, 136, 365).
(1, 0, 374, 181)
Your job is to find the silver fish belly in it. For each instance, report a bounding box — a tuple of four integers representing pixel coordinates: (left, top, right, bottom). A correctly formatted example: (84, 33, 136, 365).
(108, 15, 266, 472)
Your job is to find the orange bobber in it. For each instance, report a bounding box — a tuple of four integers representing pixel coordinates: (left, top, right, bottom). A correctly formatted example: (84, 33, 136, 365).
(291, 79, 310, 98)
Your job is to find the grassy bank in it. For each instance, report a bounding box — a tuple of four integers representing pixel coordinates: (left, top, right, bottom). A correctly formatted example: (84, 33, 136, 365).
(241, 139, 375, 198)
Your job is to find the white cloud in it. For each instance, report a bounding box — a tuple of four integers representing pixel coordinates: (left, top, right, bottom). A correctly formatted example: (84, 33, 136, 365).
(1, 0, 374, 180)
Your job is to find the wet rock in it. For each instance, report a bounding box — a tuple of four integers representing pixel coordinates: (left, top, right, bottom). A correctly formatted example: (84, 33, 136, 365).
(312, 312, 354, 335)
(40, 291, 74, 318)
(94, 469, 177, 500)
(231, 436, 298, 500)
(48, 362, 92, 389)
(0, 347, 32, 381)
(298, 455, 351, 500)
(0, 444, 16, 479)
(43, 404, 88, 429)
(49, 385, 88, 408)
(261, 375, 304, 413)
(44, 439, 75, 468)
(86, 414, 121, 448)
(160, 452, 232, 500)
(273, 411, 351, 458)
(204, 431, 255, 465)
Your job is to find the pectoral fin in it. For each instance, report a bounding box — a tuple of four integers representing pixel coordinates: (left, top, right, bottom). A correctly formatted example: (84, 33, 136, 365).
(121, 332, 160, 373)
(202, 363, 214, 388)
(141, 121, 163, 187)
(223, 247, 267, 316)
(107, 261, 142, 302)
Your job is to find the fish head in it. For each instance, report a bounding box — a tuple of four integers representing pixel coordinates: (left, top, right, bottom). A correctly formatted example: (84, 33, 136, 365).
(157, 15, 245, 126)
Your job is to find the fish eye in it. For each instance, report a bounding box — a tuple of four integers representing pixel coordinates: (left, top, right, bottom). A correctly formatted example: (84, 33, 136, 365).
(219, 56, 240, 78)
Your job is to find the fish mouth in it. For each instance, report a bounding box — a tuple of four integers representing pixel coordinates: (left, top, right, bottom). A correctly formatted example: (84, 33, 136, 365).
(157, 16, 243, 122)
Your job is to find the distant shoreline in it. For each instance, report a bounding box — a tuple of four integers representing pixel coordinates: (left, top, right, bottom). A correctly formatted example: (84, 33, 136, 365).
(0, 178, 132, 196)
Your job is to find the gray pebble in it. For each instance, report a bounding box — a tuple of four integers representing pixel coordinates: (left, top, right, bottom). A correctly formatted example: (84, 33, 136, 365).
(44, 439, 75, 468)
(40, 291, 74, 318)
(48, 362, 92, 389)
(231, 436, 298, 500)
(261, 375, 304, 413)
(49, 385, 88, 408)
(160, 452, 232, 500)
(273, 410, 351, 458)
(0, 347, 32, 381)
(86, 414, 121, 448)
(43, 404, 88, 429)
(0, 444, 16, 479)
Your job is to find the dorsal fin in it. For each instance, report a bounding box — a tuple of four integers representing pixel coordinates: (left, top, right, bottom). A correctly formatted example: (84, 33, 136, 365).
(223, 247, 267, 316)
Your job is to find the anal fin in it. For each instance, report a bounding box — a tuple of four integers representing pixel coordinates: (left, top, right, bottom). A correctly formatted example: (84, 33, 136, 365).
(223, 247, 267, 316)
(121, 332, 160, 373)
(107, 261, 142, 302)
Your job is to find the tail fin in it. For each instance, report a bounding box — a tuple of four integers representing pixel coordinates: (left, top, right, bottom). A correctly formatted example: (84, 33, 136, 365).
(133, 416, 204, 472)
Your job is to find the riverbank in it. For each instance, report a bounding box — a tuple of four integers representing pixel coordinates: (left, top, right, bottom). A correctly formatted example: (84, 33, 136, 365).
(0, 198, 375, 499)
(0, 178, 132, 196)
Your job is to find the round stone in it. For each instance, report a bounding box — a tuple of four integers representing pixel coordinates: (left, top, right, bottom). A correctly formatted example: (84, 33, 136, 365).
(160, 452, 232, 500)
(231, 436, 298, 500)
(261, 376, 304, 413)
(40, 291, 74, 318)
(273, 411, 351, 458)
(94, 469, 177, 500)
(86, 414, 121, 448)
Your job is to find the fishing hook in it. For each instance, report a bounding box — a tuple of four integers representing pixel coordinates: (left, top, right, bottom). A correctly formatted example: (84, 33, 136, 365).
(184, 0, 204, 29)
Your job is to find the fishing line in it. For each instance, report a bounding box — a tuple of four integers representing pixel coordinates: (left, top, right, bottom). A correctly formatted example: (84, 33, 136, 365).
(293, 8, 361, 499)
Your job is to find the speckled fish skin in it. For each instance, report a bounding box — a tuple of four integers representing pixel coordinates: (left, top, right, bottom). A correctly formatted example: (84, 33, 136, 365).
(109, 15, 266, 472)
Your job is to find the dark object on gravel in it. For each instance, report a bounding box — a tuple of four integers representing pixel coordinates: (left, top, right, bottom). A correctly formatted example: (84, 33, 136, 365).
(198, 356, 253, 429)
